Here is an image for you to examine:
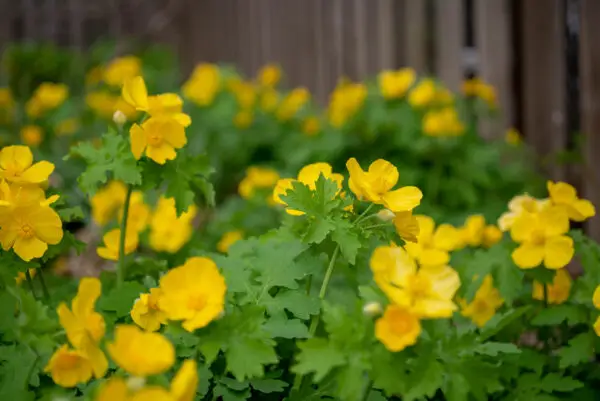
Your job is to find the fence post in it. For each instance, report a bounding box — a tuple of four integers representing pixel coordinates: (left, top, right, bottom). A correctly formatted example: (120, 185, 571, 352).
(433, 0, 464, 91)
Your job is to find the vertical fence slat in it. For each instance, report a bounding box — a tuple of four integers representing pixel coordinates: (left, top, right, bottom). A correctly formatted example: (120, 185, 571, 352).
(580, 0, 600, 240)
(401, 0, 428, 72)
(377, 0, 395, 70)
(433, 0, 464, 91)
(521, 0, 567, 180)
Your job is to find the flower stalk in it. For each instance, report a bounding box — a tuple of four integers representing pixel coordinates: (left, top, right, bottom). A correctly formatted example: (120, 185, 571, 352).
(117, 184, 134, 287)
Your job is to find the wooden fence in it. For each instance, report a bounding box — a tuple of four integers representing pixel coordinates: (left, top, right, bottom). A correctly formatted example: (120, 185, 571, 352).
(2, 0, 600, 237)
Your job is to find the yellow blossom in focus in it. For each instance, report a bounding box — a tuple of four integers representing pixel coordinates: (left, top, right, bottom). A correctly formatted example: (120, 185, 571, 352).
(346, 157, 422, 213)
(0, 145, 54, 185)
(273, 162, 344, 216)
(149, 197, 197, 253)
(26, 83, 68, 117)
(404, 215, 457, 266)
(159, 256, 227, 332)
(97, 229, 139, 261)
(370, 245, 461, 318)
(505, 128, 522, 146)
(276, 87, 310, 121)
(460, 275, 503, 327)
(408, 79, 436, 108)
(532, 269, 572, 304)
(55, 118, 79, 136)
(375, 304, 421, 352)
(378, 68, 416, 100)
(422, 108, 464, 137)
(44, 345, 95, 388)
(103, 56, 142, 87)
(108, 324, 175, 376)
(131, 288, 167, 332)
(547, 181, 595, 222)
(238, 166, 280, 200)
(328, 81, 367, 128)
(498, 194, 549, 232)
(302, 116, 321, 136)
(234, 110, 254, 129)
(510, 206, 573, 270)
(393, 211, 420, 243)
(91, 181, 127, 226)
(182, 63, 221, 106)
(130, 116, 187, 164)
(20, 125, 44, 147)
(257, 64, 282, 87)
(119, 192, 150, 233)
(217, 230, 243, 253)
(15, 268, 37, 285)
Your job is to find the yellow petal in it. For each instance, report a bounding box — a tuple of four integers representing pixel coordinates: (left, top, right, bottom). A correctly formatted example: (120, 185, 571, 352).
(512, 243, 544, 269)
(433, 224, 458, 251)
(393, 211, 419, 243)
(297, 162, 333, 189)
(130, 124, 147, 160)
(146, 143, 177, 165)
(382, 186, 422, 212)
(367, 159, 399, 193)
(96, 378, 129, 401)
(0, 145, 33, 170)
(594, 316, 600, 337)
(547, 181, 577, 204)
(543, 235, 574, 269)
(13, 236, 47, 261)
(122, 76, 149, 111)
(374, 305, 421, 352)
(419, 248, 449, 266)
(170, 359, 198, 401)
(570, 199, 596, 222)
(592, 285, 600, 309)
(20, 161, 54, 183)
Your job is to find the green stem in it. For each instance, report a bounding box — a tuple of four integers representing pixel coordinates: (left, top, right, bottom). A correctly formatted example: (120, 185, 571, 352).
(361, 380, 373, 401)
(362, 223, 391, 230)
(354, 203, 375, 225)
(37, 268, 51, 302)
(305, 274, 313, 295)
(25, 270, 38, 300)
(117, 184, 134, 287)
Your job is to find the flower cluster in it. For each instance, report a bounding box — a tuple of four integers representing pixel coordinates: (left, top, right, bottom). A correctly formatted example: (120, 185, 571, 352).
(462, 77, 497, 108)
(238, 166, 280, 203)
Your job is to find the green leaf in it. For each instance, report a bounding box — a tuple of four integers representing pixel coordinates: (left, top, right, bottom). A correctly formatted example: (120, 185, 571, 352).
(403, 358, 444, 401)
(469, 342, 521, 356)
(213, 383, 251, 401)
(558, 332, 595, 369)
(98, 281, 146, 318)
(531, 304, 588, 326)
(293, 338, 346, 382)
(0, 344, 38, 400)
(331, 219, 362, 265)
(540, 373, 583, 392)
(371, 348, 407, 396)
(225, 337, 278, 381)
(263, 316, 309, 339)
(303, 218, 335, 244)
(249, 379, 288, 393)
(443, 372, 469, 401)
(57, 206, 84, 222)
(479, 305, 532, 341)
(266, 290, 320, 319)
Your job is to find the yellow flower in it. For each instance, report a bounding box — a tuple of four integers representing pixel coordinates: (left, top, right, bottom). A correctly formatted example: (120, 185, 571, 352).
(217, 230, 243, 253)
(55, 118, 79, 136)
(257, 64, 282, 87)
(260, 88, 279, 112)
(532, 269, 572, 304)
(477, 83, 497, 108)
(149, 197, 196, 253)
(86, 66, 104, 87)
(0, 189, 63, 261)
(346, 158, 422, 213)
(238, 166, 280, 200)
(44, 345, 94, 388)
(97, 229, 139, 261)
(182, 63, 221, 106)
(302, 116, 321, 136)
(0, 145, 54, 185)
(131, 288, 167, 332)
(483, 225, 503, 248)
(103, 56, 142, 87)
(91, 181, 128, 226)
(458, 215, 502, 248)
(505, 128, 522, 146)
(378, 68, 416, 99)
(460, 275, 503, 327)
(15, 268, 37, 285)
(119, 192, 150, 233)
(159, 257, 226, 332)
(86, 91, 118, 119)
(375, 304, 421, 352)
(422, 108, 464, 137)
(26, 83, 68, 117)
(170, 360, 198, 401)
(130, 116, 187, 164)
(95, 377, 129, 401)
(233, 110, 254, 129)
(370, 245, 460, 318)
(393, 211, 420, 243)
(498, 194, 549, 232)
(594, 285, 600, 309)
(108, 324, 175, 376)
(408, 79, 436, 108)
(121, 76, 149, 111)
(228, 78, 256, 109)
(547, 181, 595, 222)
(510, 206, 573, 270)
(327, 81, 367, 128)
(594, 317, 600, 337)
(276, 88, 310, 121)
(20, 125, 44, 147)
(273, 162, 344, 216)
(0, 87, 14, 109)
(462, 78, 480, 96)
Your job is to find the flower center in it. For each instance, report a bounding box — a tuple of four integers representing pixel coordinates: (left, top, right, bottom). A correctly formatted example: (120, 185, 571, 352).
(147, 132, 163, 146)
(187, 294, 207, 311)
(57, 353, 84, 369)
(388, 310, 415, 335)
(3, 162, 21, 179)
(473, 299, 489, 314)
(18, 223, 35, 239)
(531, 229, 546, 246)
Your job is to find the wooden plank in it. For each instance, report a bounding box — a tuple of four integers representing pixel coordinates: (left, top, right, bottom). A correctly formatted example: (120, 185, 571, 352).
(377, 0, 395, 70)
(520, 0, 567, 180)
(433, 0, 464, 91)
(580, 0, 600, 240)
(474, 0, 514, 138)
(401, 0, 428, 73)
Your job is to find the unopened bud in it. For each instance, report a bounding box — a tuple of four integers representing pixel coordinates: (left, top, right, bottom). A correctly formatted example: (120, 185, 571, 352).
(363, 302, 383, 317)
(127, 376, 146, 391)
(377, 209, 395, 222)
(113, 110, 127, 126)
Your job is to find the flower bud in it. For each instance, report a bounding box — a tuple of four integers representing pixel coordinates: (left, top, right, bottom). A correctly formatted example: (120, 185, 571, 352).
(377, 209, 395, 222)
(113, 110, 127, 126)
(362, 301, 383, 317)
(127, 376, 146, 391)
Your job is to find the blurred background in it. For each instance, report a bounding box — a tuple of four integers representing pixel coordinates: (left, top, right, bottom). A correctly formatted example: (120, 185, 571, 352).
(1, 0, 599, 237)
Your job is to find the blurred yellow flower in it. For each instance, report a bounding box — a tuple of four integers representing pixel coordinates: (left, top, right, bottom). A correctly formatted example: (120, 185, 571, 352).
(85, 66, 104, 86)
(408, 79, 436, 108)
(131, 288, 167, 332)
(44, 345, 95, 388)
(170, 359, 198, 401)
(498, 194, 549, 232)
(108, 324, 175, 376)
(593, 285, 600, 309)
(0, 87, 14, 109)
(328, 81, 367, 128)
(302, 116, 321, 136)
(404, 215, 457, 266)
(422, 108, 464, 137)
(55, 118, 79, 136)
(257, 64, 282, 87)
(238, 166, 280, 200)
(458, 215, 502, 249)
(460, 275, 503, 327)
(26, 82, 68, 117)
(217, 230, 243, 253)
(119, 192, 150, 233)
(130, 116, 187, 164)
(393, 211, 420, 243)
(260, 88, 279, 112)
(370, 245, 460, 318)
(505, 128, 522, 146)
(229, 78, 256, 109)
(91, 181, 127, 226)
(20, 125, 44, 147)
(97, 228, 139, 261)
(532, 269, 572, 304)
(378, 68, 416, 100)
(547, 181, 595, 222)
(375, 304, 421, 352)
(0, 145, 54, 185)
(346, 158, 422, 213)
(483, 225, 503, 248)
(233, 110, 254, 129)
(159, 257, 227, 332)
(182, 63, 221, 106)
(149, 197, 197, 253)
(276, 87, 310, 121)
(462, 77, 497, 108)
(103, 56, 142, 87)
